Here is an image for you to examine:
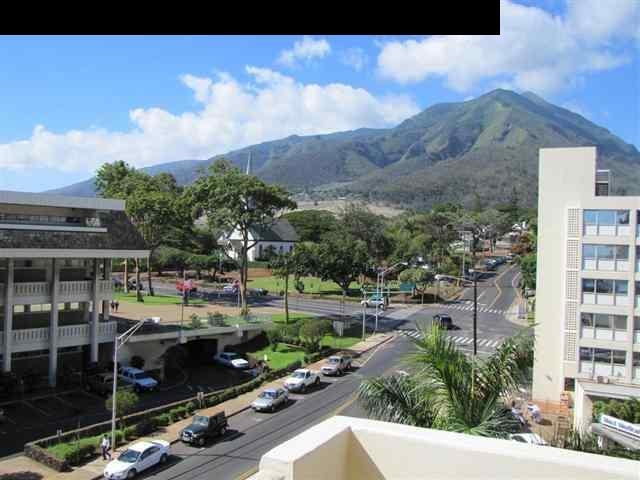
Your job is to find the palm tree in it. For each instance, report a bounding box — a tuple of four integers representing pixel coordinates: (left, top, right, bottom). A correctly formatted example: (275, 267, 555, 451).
(358, 324, 533, 437)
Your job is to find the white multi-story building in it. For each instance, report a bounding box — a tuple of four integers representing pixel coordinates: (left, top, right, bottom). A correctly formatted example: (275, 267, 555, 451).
(0, 191, 148, 387)
(532, 147, 640, 429)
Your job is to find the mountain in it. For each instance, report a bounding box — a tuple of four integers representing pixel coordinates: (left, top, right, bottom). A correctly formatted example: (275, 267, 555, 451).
(47, 89, 640, 209)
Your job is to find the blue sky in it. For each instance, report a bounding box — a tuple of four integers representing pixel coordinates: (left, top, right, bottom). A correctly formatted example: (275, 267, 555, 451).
(1, 0, 638, 192)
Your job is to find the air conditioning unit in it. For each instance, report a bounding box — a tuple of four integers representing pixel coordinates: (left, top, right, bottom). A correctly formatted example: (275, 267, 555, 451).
(596, 376, 604, 383)
(603, 377, 611, 384)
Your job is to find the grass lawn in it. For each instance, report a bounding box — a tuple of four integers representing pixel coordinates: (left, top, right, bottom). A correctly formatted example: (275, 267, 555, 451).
(321, 325, 362, 349)
(249, 275, 361, 297)
(248, 343, 306, 370)
(271, 312, 317, 324)
(114, 292, 207, 305)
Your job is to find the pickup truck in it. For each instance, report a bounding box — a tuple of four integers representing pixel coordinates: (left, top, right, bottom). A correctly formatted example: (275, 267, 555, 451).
(83, 373, 119, 396)
(179, 412, 228, 446)
(283, 368, 320, 393)
(118, 366, 158, 393)
(321, 355, 352, 376)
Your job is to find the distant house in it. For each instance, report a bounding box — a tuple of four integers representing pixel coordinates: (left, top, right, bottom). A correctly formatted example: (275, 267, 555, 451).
(219, 218, 299, 262)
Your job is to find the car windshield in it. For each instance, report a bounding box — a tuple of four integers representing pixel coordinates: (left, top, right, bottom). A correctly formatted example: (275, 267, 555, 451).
(133, 373, 149, 380)
(118, 449, 140, 463)
(292, 371, 305, 378)
(260, 391, 276, 399)
(328, 357, 340, 364)
(193, 415, 208, 426)
(225, 353, 238, 359)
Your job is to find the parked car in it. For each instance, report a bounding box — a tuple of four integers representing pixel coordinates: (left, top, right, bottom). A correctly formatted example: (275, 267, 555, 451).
(283, 368, 320, 393)
(214, 352, 250, 369)
(222, 283, 238, 294)
(178, 412, 228, 446)
(251, 288, 268, 296)
(506, 254, 516, 263)
(509, 433, 548, 446)
(84, 373, 121, 396)
(432, 313, 454, 330)
(251, 387, 289, 412)
(118, 367, 158, 393)
(360, 295, 385, 310)
(321, 355, 352, 376)
(103, 439, 170, 479)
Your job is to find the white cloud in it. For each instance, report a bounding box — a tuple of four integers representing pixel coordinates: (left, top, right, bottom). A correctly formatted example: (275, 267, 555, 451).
(0, 67, 419, 174)
(340, 47, 369, 72)
(376, 0, 639, 95)
(277, 36, 331, 67)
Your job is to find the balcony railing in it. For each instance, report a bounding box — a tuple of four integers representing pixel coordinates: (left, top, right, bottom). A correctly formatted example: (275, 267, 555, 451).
(0, 280, 114, 304)
(0, 321, 117, 353)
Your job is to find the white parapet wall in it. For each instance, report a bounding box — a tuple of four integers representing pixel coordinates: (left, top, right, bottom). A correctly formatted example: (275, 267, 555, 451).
(250, 416, 640, 480)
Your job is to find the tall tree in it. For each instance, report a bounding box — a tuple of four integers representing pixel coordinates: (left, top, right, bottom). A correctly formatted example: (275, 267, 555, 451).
(186, 159, 296, 315)
(398, 267, 434, 304)
(269, 252, 294, 324)
(282, 210, 338, 243)
(338, 202, 391, 262)
(313, 232, 370, 296)
(95, 162, 189, 298)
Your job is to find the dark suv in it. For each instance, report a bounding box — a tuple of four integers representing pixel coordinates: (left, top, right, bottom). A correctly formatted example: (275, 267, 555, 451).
(432, 314, 453, 330)
(179, 412, 228, 446)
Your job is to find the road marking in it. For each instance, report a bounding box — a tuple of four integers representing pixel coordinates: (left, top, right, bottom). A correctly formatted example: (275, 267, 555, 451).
(487, 264, 515, 310)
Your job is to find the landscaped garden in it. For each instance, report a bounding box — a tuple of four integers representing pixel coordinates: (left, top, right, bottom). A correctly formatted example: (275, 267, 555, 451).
(114, 291, 207, 305)
(248, 275, 361, 297)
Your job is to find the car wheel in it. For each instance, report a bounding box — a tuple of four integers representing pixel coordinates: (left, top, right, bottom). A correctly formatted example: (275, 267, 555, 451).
(314, 377, 320, 386)
(198, 437, 205, 447)
(127, 469, 137, 479)
(84, 383, 91, 392)
(219, 426, 227, 436)
(160, 453, 168, 464)
(271, 404, 276, 413)
(301, 384, 306, 393)
(134, 385, 141, 394)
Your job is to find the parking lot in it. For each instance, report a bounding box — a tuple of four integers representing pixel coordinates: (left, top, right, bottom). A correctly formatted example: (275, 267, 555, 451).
(0, 363, 254, 458)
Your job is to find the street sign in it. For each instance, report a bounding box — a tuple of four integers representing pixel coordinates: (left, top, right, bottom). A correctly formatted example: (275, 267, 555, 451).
(399, 282, 416, 293)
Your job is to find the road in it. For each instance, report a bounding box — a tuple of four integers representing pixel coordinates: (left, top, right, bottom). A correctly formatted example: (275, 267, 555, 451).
(148, 333, 413, 480)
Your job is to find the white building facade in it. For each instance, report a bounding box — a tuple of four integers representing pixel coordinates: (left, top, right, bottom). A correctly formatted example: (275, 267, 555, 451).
(221, 219, 298, 262)
(0, 191, 148, 387)
(532, 147, 640, 428)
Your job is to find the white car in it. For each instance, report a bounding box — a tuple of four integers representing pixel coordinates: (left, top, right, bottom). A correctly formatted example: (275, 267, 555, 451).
(103, 439, 170, 479)
(283, 369, 320, 393)
(214, 352, 250, 369)
(118, 367, 158, 393)
(509, 433, 548, 446)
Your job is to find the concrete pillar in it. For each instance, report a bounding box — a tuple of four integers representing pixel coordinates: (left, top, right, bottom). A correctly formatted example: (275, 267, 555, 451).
(23, 304, 30, 313)
(90, 259, 99, 363)
(48, 259, 60, 387)
(3, 259, 14, 373)
(102, 259, 111, 322)
(82, 301, 90, 323)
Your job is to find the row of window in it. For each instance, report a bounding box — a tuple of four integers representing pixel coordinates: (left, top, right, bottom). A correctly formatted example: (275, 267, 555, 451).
(581, 279, 629, 295)
(12, 302, 83, 314)
(0, 259, 92, 269)
(0, 213, 101, 227)
(580, 313, 633, 330)
(583, 209, 639, 237)
(582, 244, 640, 272)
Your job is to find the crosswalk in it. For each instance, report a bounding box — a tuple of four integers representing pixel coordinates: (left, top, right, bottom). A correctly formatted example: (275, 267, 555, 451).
(433, 301, 505, 315)
(398, 329, 503, 349)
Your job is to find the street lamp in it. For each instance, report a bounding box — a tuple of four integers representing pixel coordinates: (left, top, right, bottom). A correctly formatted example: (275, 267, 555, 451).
(110, 317, 160, 456)
(375, 261, 408, 332)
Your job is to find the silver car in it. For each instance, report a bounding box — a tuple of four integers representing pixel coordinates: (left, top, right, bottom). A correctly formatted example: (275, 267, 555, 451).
(251, 388, 289, 412)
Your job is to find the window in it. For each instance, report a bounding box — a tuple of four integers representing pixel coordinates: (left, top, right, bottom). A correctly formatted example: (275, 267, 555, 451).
(582, 279, 628, 305)
(583, 210, 631, 236)
(580, 347, 593, 362)
(613, 316, 627, 330)
(594, 314, 610, 328)
(613, 350, 626, 365)
(634, 352, 640, 368)
(581, 313, 593, 327)
(594, 348, 611, 363)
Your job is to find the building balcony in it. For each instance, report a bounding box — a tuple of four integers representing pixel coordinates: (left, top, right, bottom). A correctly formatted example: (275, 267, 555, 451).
(0, 280, 113, 305)
(249, 416, 639, 480)
(0, 321, 117, 354)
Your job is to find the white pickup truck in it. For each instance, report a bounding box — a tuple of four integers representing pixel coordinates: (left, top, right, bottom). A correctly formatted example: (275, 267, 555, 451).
(282, 368, 320, 393)
(321, 355, 353, 376)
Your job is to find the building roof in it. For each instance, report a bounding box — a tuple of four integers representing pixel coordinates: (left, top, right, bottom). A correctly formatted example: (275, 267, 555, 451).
(0, 190, 125, 211)
(0, 210, 147, 255)
(250, 218, 298, 242)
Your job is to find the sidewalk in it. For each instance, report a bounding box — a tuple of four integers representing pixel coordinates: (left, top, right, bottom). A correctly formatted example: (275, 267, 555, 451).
(0, 332, 394, 480)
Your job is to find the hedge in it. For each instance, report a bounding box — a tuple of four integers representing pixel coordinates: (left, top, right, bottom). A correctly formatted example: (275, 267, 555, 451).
(29, 353, 332, 471)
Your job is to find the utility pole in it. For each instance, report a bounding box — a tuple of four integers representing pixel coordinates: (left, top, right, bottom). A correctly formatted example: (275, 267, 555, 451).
(471, 269, 478, 357)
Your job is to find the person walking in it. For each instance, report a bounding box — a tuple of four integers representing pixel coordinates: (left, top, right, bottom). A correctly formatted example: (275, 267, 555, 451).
(100, 435, 111, 460)
(114, 300, 120, 313)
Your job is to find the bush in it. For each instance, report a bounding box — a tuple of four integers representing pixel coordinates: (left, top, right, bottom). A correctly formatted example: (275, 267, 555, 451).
(154, 414, 171, 426)
(135, 419, 155, 437)
(294, 279, 305, 293)
(266, 327, 281, 351)
(123, 426, 136, 440)
(190, 314, 202, 329)
(185, 401, 197, 414)
(207, 311, 227, 327)
(130, 355, 145, 370)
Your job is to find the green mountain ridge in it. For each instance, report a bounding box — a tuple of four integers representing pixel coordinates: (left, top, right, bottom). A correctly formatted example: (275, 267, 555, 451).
(46, 89, 640, 208)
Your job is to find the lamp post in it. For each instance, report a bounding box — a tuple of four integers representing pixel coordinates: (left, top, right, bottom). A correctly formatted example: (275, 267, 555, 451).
(110, 317, 160, 455)
(375, 261, 408, 332)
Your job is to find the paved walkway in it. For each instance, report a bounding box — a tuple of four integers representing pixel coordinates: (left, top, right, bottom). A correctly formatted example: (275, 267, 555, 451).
(0, 333, 393, 480)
